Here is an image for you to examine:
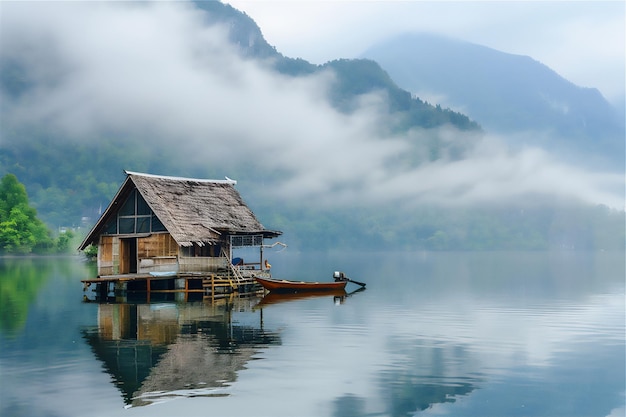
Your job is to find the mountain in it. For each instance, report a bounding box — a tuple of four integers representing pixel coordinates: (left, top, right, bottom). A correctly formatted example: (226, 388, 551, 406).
(0, 1, 479, 228)
(361, 33, 625, 168)
(193, 2, 479, 132)
(0, 1, 623, 251)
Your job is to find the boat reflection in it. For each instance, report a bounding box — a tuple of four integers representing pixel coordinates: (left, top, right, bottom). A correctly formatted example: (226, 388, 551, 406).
(256, 287, 366, 308)
(82, 298, 280, 407)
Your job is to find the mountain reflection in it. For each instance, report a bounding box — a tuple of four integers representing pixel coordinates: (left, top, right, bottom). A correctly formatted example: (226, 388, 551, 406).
(377, 341, 481, 416)
(331, 372, 478, 417)
(82, 299, 280, 407)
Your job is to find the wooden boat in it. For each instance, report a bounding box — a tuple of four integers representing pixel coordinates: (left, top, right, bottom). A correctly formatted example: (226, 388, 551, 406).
(255, 276, 347, 293)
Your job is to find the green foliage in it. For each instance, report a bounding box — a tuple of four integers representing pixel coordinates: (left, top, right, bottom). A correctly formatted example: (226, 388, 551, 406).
(0, 173, 78, 254)
(55, 229, 74, 252)
(83, 244, 98, 259)
(0, 174, 54, 253)
(0, 127, 144, 228)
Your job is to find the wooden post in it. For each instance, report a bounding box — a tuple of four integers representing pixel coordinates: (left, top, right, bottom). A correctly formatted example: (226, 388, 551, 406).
(98, 281, 108, 300)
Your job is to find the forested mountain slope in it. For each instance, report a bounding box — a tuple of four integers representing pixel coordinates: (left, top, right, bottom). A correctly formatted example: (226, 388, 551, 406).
(0, 1, 623, 251)
(361, 33, 625, 169)
(0, 1, 477, 228)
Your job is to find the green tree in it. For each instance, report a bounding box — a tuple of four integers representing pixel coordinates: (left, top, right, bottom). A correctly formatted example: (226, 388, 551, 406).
(0, 173, 53, 253)
(55, 229, 74, 252)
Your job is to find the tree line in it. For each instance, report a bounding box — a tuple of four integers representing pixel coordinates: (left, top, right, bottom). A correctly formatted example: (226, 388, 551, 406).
(1, 170, 624, 254)
(0, 173, 75, 254)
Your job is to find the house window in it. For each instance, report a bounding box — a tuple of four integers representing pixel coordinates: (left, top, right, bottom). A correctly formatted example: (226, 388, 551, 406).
(104, 219, 117, 234)
(151, 216, 166, 232)
(231, 235, 263, 247)
(136, 216, 151, 233)
(118, 191, 136, 216)
(119, 217, 135, 234)
(181, 243, 218, 257)
(103, 188, 166, 235)
(137, 194, 151, 215)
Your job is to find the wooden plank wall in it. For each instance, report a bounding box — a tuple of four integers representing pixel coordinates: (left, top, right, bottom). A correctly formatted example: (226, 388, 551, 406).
(98, 236, 116, 276)
(97, 233, 229, 275)
(138, 234, 178, 258)
(137, 234, 178, 273)
(179, 256, 227, 273)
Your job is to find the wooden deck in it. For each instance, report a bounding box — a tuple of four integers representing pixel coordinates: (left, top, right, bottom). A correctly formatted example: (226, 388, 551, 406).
(82, 271, 265, 302)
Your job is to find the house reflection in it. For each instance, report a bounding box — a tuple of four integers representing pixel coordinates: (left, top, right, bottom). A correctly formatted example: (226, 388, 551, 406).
(82, 298, 280, 407)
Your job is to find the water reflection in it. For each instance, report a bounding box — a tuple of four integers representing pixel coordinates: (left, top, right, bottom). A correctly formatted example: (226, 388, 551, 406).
(332, 394, 366, 417)
(256, 287, 366, 307)
(0, 256, 94, 336)
(377, 341, 480, 416)
(82, 299, 280, 407)
(0, 253, 622, 417)
(0, 257, 48, 336)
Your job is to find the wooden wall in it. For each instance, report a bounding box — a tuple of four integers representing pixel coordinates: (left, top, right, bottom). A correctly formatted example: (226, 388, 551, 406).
(137, 234, 178, 258)
(137, 234, 178, 274)
(97, 233, 229, 276)
(98, 236, 117, 276)
(178, 256, 227, 273)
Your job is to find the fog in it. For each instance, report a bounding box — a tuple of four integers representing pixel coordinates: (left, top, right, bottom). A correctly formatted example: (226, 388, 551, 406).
(227, 1, 625, 107)
(1, 2, 623, 210)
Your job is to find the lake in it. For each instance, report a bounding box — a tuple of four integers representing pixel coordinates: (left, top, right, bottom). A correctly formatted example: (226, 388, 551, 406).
(1, 251, 624, 417)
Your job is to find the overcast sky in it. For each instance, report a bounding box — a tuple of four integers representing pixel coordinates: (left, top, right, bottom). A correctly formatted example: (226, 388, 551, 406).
(226, 1, 625, 105)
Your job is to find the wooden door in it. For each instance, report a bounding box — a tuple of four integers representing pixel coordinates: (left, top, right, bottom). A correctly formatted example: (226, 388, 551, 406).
(120, 238, 138, 274)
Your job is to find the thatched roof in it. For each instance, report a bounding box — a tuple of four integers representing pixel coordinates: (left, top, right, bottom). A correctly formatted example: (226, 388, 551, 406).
(79, 171, 281, 249)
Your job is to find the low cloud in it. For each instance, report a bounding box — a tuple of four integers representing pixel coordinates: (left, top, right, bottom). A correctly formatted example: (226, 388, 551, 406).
(1, 2, 623, 210)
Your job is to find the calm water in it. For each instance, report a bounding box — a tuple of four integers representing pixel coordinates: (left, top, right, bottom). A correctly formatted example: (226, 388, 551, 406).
(0, 251, 624, 417)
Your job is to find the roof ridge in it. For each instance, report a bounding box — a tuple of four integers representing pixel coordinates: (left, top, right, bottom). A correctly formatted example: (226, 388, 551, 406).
(124, 170, 237, 185)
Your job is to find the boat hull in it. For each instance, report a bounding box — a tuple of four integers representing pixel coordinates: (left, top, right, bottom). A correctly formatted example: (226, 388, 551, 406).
(255, 276, 347, 293)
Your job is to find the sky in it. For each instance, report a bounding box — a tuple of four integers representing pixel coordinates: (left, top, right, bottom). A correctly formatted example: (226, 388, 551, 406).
(0, 1, 624, 210)
(226, 1, 625, 105)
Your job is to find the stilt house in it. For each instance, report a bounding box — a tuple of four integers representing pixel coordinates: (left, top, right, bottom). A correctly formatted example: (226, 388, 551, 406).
(79, 171, 282, 278)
